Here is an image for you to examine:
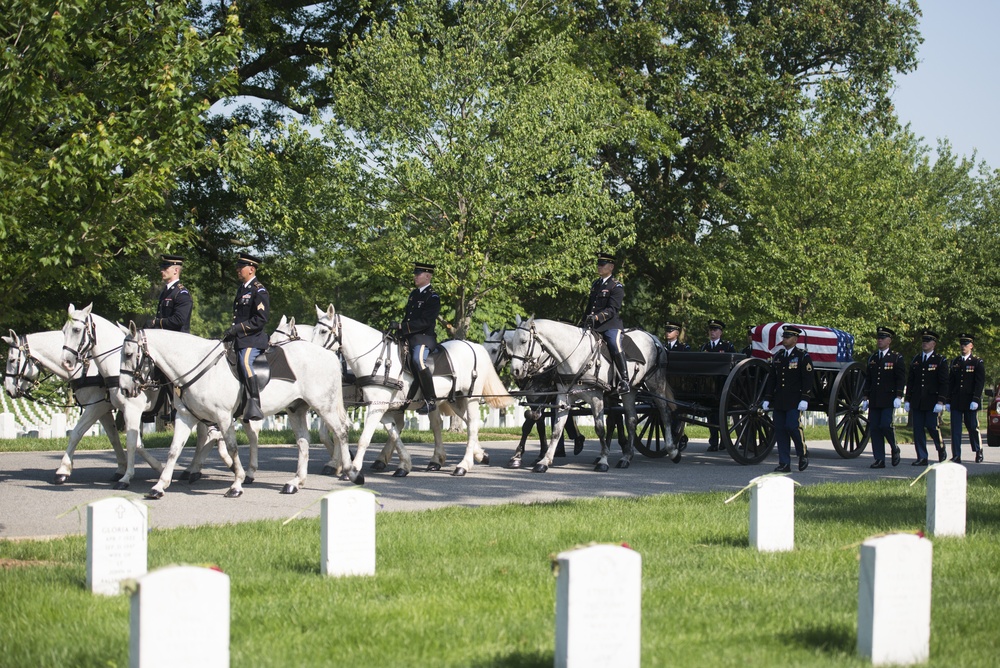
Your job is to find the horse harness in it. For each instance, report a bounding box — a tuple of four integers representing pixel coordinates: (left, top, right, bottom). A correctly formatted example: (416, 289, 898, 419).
(5, 332, 108, 407)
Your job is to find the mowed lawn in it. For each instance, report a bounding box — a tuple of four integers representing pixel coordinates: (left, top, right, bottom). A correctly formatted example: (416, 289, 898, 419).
(2, 475, 999, 667)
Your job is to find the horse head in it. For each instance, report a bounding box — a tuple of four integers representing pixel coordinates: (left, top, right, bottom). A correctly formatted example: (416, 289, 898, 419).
(118, 322, 153, 399)
(507, 315, 538, 381)
(3, 330, 41, 398)
(60, 303, 96, 372)
(312, 304, 341, 352)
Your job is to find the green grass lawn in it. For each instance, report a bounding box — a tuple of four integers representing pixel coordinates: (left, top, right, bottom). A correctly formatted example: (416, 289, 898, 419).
(2, 476, 998, 667)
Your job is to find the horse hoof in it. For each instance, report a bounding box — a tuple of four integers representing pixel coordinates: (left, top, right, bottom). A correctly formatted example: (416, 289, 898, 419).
(532, 463, 548, 473)
(479, 453, 490, 465)
(321, 465, 336, 476)
(113, 481, 130, 491)
(370, 460, 387, 472)
(187, 472, 202, 484)
(616, 459, 631, 469)
(574, 436, 586, 455)
(452, 467, 467, 477)
(145, 490, 164, 500)
(280, 484, 298, 494)
(506, 458, 523, 469)
(352, 472, 365, 486)
(53, 474, 69, 485)
(392, 468, 409, 477)
(426, 462, 442, 472)
(224, 488, 243, 498)
(593, 457, 602, 465)
(672, 451, 682, 463)
(244, 476, 254, 485)
(112, 472, 125, 482)
(179, 470, 191, 481)
(594, 463, 610, 473)
(339, 473, 350, 482)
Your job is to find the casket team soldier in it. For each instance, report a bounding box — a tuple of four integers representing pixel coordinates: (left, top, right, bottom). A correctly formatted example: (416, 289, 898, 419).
(947, 333, 986, 463)
(861, 326, 905, 469)
(903, 328, 948, 465)
(762, 325, 814, 472)
(663, 321, 690, 352)
(702, 319, 735, 451)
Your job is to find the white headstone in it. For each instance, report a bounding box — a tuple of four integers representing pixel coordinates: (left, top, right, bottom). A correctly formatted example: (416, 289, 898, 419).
(749, 475, 795, 552)
(417, 414, 430, 431)
(86, 498, 148, 596)
(927, 463, 967, 537)
(129, 566, 229, 668)
(555, 544, 641, 668)
(0, 412, 16, 439)
(50, 412, 67, 436)
(38, 427, 52, 439)
(321, 488, 376, 577)
(857, 533, 932, 665)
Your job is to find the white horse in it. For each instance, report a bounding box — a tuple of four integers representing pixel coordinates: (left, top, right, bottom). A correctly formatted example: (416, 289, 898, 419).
(271, 315, 402, 474)
(118, 325, 351, 497)
(3, 328, 154, 483)
(311, 304, 514, 481)
(58, 305, 226, 489)
(507, 317, 679, 472)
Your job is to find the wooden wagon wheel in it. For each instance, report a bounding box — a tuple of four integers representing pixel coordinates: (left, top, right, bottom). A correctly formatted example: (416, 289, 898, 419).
(828, 361, 870, 458)
(630, 399, 680, 458)
(720, 357, 775, 464)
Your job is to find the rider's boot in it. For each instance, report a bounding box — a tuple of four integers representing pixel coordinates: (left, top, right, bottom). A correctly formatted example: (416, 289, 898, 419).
(416, 367, 437, 415)
(243, 375, 264, 422)
(613, 351, 631, 394)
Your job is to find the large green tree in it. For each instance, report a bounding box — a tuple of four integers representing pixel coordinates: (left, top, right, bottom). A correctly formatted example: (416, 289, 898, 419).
(0, 0, 241, 329)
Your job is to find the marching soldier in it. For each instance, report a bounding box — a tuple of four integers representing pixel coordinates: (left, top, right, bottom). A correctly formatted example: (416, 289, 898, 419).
(150, 254, 192, 333)
(663, 321, 691, 352)
(582, 252, 630, 394)
(391, 261, 441, 414)
(702, 319, 735, 451)
(947, 333, 986, 463)
(861, 326, 906, 468)
(222, 252, 270, 422)
(762, 325, 814, 472)
(904, 328, 948, 465)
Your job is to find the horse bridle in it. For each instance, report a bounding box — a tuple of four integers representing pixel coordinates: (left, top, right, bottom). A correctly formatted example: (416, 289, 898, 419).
(4, 334, 43, 398)
(63, 313, 98, 366)
(509, 322, 561, 378)
(120, 330, 159, 398)
(314, 314, 343, 352)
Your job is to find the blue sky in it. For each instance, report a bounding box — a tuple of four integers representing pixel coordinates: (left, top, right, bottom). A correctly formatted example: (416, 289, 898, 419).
(891, 0, 1000, 170)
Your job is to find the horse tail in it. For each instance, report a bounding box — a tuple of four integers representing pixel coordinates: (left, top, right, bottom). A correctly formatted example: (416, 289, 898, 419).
(480, 363, 514, 409)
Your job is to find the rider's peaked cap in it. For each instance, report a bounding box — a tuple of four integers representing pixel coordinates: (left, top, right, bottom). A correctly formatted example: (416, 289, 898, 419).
(236, 252, 261, 268)
(159, 254, 184, 268)
(414, 262, 435, 274)
(707, 319, 725, 330)
(596, 252, 615, 264)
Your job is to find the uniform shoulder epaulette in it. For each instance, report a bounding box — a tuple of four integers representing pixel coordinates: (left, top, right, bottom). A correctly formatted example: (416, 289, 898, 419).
(253, 280, 267, 292)
(177, 284, 187, 292)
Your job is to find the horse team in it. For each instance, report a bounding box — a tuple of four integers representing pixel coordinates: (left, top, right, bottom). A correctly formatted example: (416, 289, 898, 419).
(4, 303, 681, 499)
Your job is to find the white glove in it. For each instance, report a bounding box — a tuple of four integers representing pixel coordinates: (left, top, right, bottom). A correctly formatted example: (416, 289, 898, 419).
(944, 404, 950, 412)
(861, 399, 869, 411)
(797, 400, 808, 411)
(893, 397, 902, 409)
(904, 401, 910, 412)
(971, 402, 979, 411)
(933, 403, 944, 413)
(761, 400, 770, 411)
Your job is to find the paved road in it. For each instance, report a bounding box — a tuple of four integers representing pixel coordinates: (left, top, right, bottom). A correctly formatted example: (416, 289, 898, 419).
(1, 437, 996, 539)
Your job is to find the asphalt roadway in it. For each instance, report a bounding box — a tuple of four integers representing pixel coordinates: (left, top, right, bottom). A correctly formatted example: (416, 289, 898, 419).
(2, 437, 997, 539)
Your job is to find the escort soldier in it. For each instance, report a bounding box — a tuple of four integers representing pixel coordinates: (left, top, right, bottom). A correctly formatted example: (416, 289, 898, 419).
(663, 321, 691, 352)
(947, 333, 986, 463)
(391, 262, 441, 414)
(702, 319, 736, 451)
(762, 325, 814, 472)
(222, 252, 270, 422)
(582, 252, 630, 394)
(150, 254, 192, 333)
(861, 326, 906, 468)
(903, 328, 948, 465)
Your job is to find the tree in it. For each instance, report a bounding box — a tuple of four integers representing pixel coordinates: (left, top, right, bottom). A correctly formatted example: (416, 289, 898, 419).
(321, 0, 634, 339)
(0, 0, 241, 329)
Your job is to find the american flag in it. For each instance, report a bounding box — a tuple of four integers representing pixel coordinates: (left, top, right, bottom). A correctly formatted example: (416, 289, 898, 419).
(750, 322, 854, 363)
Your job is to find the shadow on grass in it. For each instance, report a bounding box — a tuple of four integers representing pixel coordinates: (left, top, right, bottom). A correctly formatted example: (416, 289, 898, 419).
(469, 651, 551, 668)
(692, 533, 747, 548)
(782, 622, 855, 656)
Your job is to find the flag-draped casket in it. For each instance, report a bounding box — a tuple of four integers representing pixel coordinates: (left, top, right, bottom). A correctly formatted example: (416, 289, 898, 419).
(750, 323, 854, 363)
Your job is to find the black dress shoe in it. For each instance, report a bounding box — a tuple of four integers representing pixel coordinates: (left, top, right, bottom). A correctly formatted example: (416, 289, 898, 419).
(707, 443, 721, 452)
(911, 458, 928, 466)
(950, 455, 962, 464)
(937, 448, 947, 463)
(774, 463, 791, 473)
(976, 449, 984, 463)
(870, 460, 885, 469)
(798, 456, 809, 471)
(891, 447, 901, 467)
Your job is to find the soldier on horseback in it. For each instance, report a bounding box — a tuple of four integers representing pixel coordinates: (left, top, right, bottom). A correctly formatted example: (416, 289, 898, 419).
(582, 251, 630, 394)
(146, 253, 193, 422)
(223, 252, 269, 422)
(391, 261, 441, 414)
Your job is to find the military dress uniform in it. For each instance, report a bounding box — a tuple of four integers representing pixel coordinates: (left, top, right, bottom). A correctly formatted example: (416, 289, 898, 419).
(763, 326, 814, 471)
(224, 253, 270, 421)
(397, 262, 441, 413)
(904, 329, 949, 464)
(948, 334, 986, 463)
(663, 321, 691, 352)
(583, 252, 630, 393)
(151, 280, 192, 333)
(862, 327, 906, 468)
(702, 319, 736, 451)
